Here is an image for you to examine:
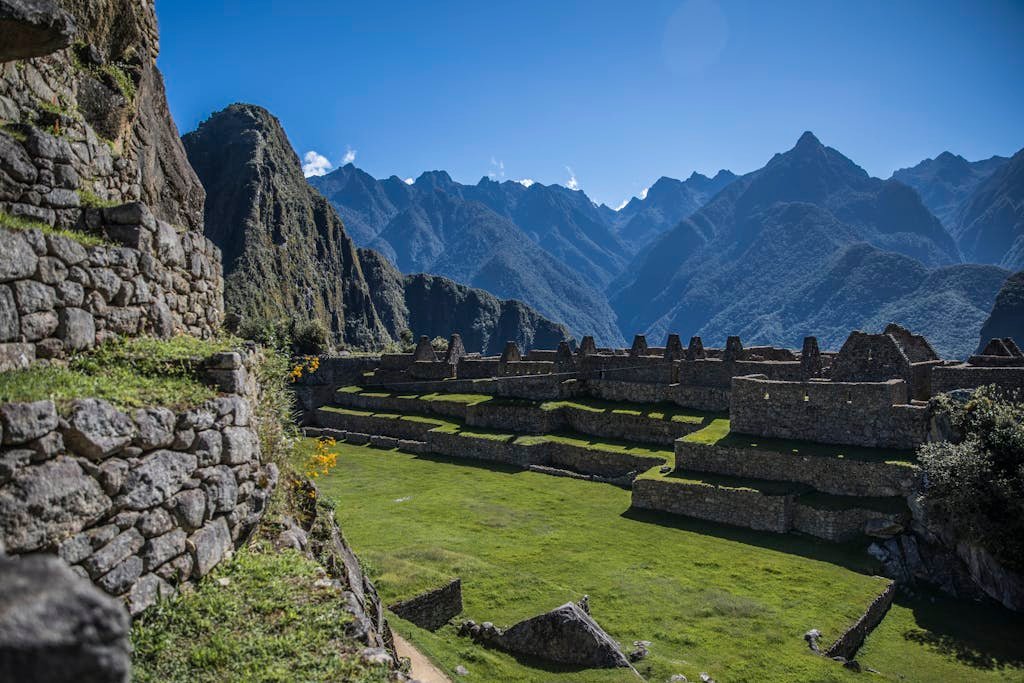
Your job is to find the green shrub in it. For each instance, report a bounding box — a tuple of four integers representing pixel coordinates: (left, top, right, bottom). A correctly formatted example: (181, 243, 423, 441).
(291, 319, 329, 355)
(919, 386, 1024, 572)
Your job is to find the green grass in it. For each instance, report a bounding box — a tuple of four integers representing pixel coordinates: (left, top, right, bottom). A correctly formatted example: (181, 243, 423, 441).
(0, 335, 241, 411)
(314, 440, 1008, 682)
(681, 419, 916, 465)
(1, 212, 110, 247)
(130, 543, 390, 683)
(101, 63, 137, 101)
(77, 188, 119, 209)
(857, 591, 1024, 681)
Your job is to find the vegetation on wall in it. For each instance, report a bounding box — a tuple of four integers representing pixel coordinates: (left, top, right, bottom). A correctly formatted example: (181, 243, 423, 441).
(919, 386, 1024, 572)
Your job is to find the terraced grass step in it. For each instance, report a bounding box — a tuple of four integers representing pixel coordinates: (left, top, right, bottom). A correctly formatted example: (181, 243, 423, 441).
(314, 406, 671, 479)
(675, 419, 920, 498)
(334, 385, 718, 446)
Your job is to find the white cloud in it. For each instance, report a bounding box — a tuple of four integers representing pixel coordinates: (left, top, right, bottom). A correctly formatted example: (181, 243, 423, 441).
(517, 178, 535, 188)
(565, 166, 579, 191)
(301, 150, 332, 178)
(404, 177, 414, 185)
(614, 198, 630, 211)
(488, 157, 506, 180)
(342, 146, 357, 165)
(640, 186, 649, 200)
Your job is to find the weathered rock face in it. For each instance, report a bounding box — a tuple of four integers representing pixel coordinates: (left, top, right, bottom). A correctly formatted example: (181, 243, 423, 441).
(182, 104, 389, 349)
(359, 248, 571, 354)
(977, 271, 1024, 353)
(0, 553, 130, 683)
(0, 0, 204, 231)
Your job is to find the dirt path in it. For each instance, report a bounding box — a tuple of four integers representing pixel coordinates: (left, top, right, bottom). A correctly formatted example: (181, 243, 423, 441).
(393, 632, 452, 683)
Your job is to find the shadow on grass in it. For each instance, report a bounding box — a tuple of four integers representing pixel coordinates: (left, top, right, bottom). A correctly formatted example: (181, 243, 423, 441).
(620, 507, 878, 573)
(409, 450, 525, 476)
(896, 590, 1024, 671)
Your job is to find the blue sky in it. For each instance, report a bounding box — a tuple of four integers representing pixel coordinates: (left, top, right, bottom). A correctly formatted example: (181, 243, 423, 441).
(157, 0, 1024, 208)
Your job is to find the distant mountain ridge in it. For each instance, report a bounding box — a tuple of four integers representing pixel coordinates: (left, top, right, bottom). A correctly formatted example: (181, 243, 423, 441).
(311, 167, 626, 344)
(610, 132, 1006, 358)
(977, 271, 1024, 353)
(952, 148, 1024, 270)
(891, 151, 1008, 231)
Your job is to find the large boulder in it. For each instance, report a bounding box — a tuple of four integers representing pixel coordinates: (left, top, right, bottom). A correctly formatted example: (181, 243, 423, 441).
(471, 602, 631, 669)
(0, 0, 76, 62)
(0, 554, 130, 682)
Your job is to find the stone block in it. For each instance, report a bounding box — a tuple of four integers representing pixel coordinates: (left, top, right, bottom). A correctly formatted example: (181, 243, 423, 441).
(82, 528, 144, 579)
(202, 465, 238, 516)
(137, 508, 174, 538)
(118, 450, 197, 510)
(20, 310, 58, 340)
(187, 517, 232, 578)
(0, 457, 111, 553)
(57, 307, 96, 351)
(96, 555, 143, 596)
(45, 233, 88, 265)
(192, 429, 223, 466)
(62, 398, 134, 459)
(0, 400, 57, 445)
(222, 426, 259, 464)
(128, 573, 174, 616)
(132, 407, 175, 450)
(0, 342, 34, 371)
(0, 229, 38, 282)
(0, 285, 18, 341)
(141, 528, 187, 572)
(12, 279, 55, 314)
(167, 488, 206, 530)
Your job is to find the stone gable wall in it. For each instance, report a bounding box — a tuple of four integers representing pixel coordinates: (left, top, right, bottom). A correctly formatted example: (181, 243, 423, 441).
(0, 351, 275, 616)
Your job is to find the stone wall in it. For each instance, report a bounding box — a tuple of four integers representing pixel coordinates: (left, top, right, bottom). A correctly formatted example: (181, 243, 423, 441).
(824, 581, 896, 660)
(674, 442, 919, 497)
(388, 578, 463, 632)
(792, 503, 902, 543)
(931, 364, 1024, 395)
(0, 352, 275, 616)
(0, 205, 223, 368)
(631, 477, 794, 533)
(729, 375, 929, 450)
(291, 356, 382, 424)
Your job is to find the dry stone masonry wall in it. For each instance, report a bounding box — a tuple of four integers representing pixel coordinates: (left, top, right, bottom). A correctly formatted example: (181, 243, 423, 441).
(0, 204, 223, 369)
(0, 351, 276, 616)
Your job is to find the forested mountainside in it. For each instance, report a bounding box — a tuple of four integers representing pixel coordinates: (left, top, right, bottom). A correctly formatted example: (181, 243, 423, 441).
(891, 152, 1008, 231)
(184, 104, 569, 352)
(609, 132, 1006, 357)
(952, 147, 1024, 270)
(311, 167, 624, 344)
(183, 104, 389, 348)
(358, 249, 571, 354)
(977, 271, 1024, 353)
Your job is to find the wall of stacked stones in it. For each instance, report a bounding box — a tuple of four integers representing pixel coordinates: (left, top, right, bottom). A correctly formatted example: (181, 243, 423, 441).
(579, 355, 676, 383)
(931, 365, 1024, 395)
(674, 442, 919, 497)
(0, 352, 276, 616)
(631, 478, 793, 533)
(0, 203, 223, 369)
(792, 504, 899, 543)
(291, 356, 381, 424)
(729, 375, 928, 449)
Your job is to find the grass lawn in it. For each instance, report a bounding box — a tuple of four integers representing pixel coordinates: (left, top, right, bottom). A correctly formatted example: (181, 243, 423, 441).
(310, 440, 1024, 683)
(131, 543, 391, 683)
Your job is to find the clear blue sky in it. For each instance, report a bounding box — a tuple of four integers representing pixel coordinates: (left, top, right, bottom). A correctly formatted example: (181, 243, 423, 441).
(156, 0, 1024, 208)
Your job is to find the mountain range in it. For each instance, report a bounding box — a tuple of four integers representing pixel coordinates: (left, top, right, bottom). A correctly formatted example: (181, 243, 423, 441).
(182, 104, 570, 353)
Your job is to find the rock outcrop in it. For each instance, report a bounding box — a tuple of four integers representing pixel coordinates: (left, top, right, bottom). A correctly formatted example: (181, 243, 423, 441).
(461, 602, 631, 669)
(0, 0, 205, 231)
(977, 271, 1024, 353)
(0, 553, 130, 683)
(182, 104, 389, 349)
(359, 248, 571, 354)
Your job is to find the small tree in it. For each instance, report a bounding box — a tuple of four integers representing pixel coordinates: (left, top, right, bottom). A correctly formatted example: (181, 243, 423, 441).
(919, 386, 1024, 572)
